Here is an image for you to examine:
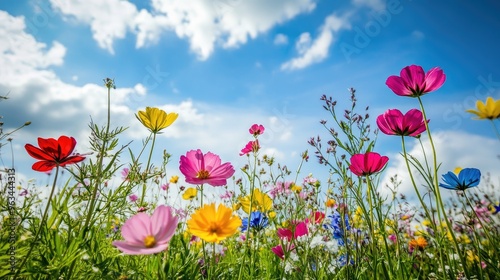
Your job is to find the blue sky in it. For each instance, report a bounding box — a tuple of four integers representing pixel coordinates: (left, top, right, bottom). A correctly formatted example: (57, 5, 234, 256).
(1, 0, 499, 201)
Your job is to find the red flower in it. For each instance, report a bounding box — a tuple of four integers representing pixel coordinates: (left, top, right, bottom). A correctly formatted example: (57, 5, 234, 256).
(386, 65, 446, 97)
(349, 152, 389, 177)
(376, 109, 429, 137)
(25, 136, 86, 172)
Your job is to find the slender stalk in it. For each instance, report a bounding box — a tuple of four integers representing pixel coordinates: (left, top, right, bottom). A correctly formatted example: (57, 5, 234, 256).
(417, 97, 469, 277)
(141, 132, 157, 205)
(490, 120, 500, 141)
(237, 152, 259, 280)
(14, 166, 60, 279)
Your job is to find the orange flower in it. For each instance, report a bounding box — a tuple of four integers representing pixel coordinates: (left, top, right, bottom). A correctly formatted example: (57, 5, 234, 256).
(409, 236, 427, 251)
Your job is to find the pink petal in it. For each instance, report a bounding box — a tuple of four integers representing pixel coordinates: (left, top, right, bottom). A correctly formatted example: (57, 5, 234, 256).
(400, 65, 425, 92)
(112, 240, 168, 255)
(121, 213, 151, 244)
(150, 205, 178, 244)
(424, 67, 446, 93)
(386, 76, 411, 96)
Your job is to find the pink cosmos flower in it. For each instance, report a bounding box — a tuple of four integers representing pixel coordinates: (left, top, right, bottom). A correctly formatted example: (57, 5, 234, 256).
(179, 149, 235, 187)
(349, 152, 389, 177)
(376, 109, 429, 137)
(386, 65, 446, 97)
(112, 205, 178, 255)
(161, 183, 169, 191)
(249, 124, 265, 136)
(129, 194, 138, 202)
(239, 140, 260, 156)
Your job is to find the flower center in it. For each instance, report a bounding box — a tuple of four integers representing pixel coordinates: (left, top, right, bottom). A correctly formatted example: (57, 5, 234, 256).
(196, 169, 210, 179)
(144, 235, 156, 248)
(208, 223, 220, 235)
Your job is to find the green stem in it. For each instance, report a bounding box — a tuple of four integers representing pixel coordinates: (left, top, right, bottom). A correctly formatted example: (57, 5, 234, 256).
(417, 97, 468, 277)
(237, 152, 258, 280)
(14, 166, 60, 279)
(141, 132, 157, 205)
(490, 119, 500, 141)
(69, 81, 112, 279)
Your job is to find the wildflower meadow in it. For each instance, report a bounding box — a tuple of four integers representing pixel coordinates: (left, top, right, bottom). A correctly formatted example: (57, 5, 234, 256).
(2, 65, 500, 279)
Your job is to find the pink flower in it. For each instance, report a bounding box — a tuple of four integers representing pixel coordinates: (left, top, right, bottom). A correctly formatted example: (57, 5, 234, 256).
(129, 194, 138, 202)
(179, 149, 235, 187)
(121, 168, 130, 180)
(271, 244, 294, 259)
(386, 65, 446, 97)
(277, 221, 309, 241)
(249, 124, 265, 136)
(161, 183, 169, 191)
(239, 140, 260, 156)
(349, 152, 389, 177)
(112, 205, 178, 255)
(376, 109, 429, 137)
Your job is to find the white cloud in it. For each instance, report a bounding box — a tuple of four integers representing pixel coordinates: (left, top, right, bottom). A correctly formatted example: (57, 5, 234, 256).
(379, 130, 499, 203)
(50, 0, 138, 54)
(281, 13, 350, 70)
(48, 0, 316, 59)
(1, 11, 315, 191)
(274, 33, 289, 45)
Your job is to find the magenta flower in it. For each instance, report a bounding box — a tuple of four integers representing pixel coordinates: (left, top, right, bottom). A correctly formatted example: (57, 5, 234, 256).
(129, 194, 138, 202)
(249, 124, 265, 136)
(376, 109, 429, 137)
(277, 221, 309, 241)
(349, 152, 389, 177)
(112, 205, 178, 255)
(386, 65, 446, 97)
(239, 140, 260, 156)
(179, 149, 235, 186)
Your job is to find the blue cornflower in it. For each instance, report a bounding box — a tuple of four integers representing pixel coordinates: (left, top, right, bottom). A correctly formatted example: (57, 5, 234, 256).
(439, 168, 481, 191)
(241, 211, 269, 232)
(323, 211, 350, 246)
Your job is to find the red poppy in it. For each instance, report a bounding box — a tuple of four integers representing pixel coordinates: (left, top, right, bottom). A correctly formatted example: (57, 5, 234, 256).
(25, 136, 86, 172)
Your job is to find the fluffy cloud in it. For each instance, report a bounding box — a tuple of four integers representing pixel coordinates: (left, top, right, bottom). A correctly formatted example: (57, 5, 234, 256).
(281, 13, 350, 70)
(273, 33, 289, 45)
(48, 0, 316, 59)
(1, 10, 315, 189)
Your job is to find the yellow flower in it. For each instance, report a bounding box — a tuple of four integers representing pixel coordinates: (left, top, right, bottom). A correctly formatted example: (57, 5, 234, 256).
(268, 211, 276, 219)
(291, 184, 302, 193)
(238, 188, 273, 214)
(170, 175, 179, 184)
(182, 187, 198, 200)
(466, 250, 479, 264)
(187, 203, 241, 243)
(453, 167, 462, 174)
(325, 199, 336, 208)
(136, 107, 178, 133)
(466, 97, 500, 120)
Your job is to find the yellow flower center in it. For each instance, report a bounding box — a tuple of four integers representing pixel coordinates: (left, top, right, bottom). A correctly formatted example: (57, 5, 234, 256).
(196, 170, 210, 179)
(144, 235, 156, 248)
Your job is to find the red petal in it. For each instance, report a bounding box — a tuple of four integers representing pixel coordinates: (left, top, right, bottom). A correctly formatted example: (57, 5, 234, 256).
(25, 144, 53, 161)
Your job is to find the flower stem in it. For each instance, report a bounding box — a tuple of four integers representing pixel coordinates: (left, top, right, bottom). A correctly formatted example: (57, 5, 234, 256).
(14, 166, 60, 279)
(417, 97, 469, 277)
(141, 132, 157, 205)
(490, 119, 500, 141)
